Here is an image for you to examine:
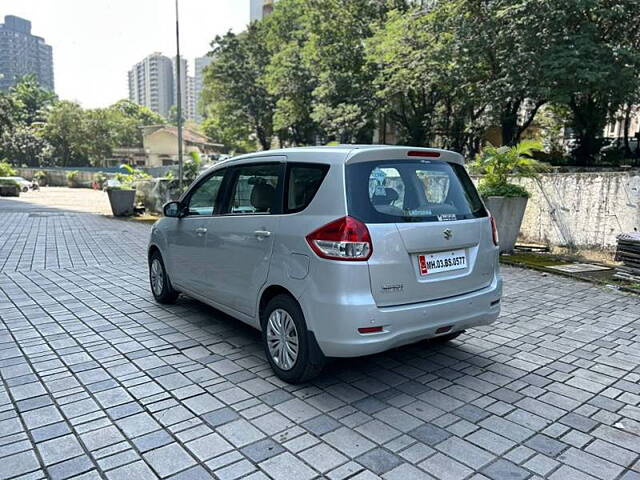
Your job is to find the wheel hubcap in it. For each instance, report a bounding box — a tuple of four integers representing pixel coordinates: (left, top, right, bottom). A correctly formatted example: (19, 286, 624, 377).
(150, 258, 164, 296)
(266, 309, 299, 371)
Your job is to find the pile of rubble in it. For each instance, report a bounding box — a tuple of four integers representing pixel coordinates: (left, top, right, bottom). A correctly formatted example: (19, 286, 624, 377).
(615, 232, 640, 282)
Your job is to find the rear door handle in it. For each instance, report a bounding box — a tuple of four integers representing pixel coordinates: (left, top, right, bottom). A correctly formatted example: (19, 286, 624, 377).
(254, 230, 271, 238)
(196, 227, 207, 236)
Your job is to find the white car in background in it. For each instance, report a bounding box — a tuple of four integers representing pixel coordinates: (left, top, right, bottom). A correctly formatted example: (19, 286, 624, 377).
(0, 176, 30, 192)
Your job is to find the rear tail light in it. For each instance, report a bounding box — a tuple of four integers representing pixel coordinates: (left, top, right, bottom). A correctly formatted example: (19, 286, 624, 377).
(489, 214, 499, 246)
(306, 216, 372, 261)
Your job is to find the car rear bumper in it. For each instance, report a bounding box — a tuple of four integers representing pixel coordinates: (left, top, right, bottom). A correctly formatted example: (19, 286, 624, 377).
(305, 275, 502, 358)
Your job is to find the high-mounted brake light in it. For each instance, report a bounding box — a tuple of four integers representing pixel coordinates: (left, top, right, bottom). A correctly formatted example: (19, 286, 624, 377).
(489, 214, 499, 246)
(407, 150, 440, 158)
(306, 216, 372, 261)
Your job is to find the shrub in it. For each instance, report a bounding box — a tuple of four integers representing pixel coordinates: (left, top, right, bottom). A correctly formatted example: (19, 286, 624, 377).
(0, 161, 16, 177)
(114, 164, 150, 189)
(66, 170, 80, 188)
(93, 172, 107, 189)
(34, 170, 48, 186)
(468, 141, 549, 198)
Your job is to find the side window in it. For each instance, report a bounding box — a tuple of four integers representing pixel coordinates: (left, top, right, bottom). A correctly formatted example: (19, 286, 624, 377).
(286, 163, 329, 213)
(186, 171, 225, 216)
(227, 164, 283, 214)
(368, 167, 406, 216)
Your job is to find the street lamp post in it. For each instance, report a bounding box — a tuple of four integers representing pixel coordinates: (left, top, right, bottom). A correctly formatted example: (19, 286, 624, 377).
(175, 0, 184, 192)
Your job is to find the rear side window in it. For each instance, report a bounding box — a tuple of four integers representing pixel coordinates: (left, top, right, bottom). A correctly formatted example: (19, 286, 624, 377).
(346, 160, 486, 223)
(286, 163, 330, 213)
(226, 163, 283, 214)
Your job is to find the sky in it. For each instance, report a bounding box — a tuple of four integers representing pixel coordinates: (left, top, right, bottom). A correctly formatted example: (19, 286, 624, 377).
(2, 0, 249, 108)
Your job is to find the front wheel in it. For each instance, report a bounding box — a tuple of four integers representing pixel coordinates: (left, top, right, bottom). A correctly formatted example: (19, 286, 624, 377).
(262, 294, 324, 383)
(149, 251, 179, 304)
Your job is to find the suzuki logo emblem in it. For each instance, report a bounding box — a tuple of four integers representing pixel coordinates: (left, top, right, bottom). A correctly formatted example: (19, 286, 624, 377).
(443, 229, 453, 240)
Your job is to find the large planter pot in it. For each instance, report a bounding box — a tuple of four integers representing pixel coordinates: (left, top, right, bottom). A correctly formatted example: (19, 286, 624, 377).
(0, 185, 20, 197)
(107, 189, 136, 216)
(483, 196, 528, 253)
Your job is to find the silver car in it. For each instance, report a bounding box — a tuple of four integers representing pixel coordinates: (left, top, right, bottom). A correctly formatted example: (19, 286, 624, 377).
(148, 146, 502, 383)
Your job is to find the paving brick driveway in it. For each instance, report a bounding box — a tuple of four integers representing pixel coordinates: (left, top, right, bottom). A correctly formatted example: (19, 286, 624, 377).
(0, 197, 639, 480)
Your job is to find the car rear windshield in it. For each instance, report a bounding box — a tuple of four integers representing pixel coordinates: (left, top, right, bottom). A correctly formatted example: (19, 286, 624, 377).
(346, 160, 486, 223)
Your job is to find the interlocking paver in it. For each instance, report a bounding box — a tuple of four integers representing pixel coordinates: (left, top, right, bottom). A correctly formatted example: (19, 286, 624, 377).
(1, 198, 640, 480)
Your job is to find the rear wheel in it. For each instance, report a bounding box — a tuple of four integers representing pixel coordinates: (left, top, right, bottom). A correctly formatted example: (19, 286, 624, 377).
(149, 251, 179, 304)
(432, 330, 464, 343)
(262, 294, 324, 383)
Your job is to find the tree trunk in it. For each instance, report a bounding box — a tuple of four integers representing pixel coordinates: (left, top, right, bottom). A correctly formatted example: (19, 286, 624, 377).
(569, 96, 607, 166)
(623, 105, 632, 158)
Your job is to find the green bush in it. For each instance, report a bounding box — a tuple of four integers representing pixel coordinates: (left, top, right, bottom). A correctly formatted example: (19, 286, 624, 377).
(469, 141, 549, 198)
(93, 172, 107, 189)
(0, 161, 16, 177)
(477, 182, 530, 198)
(66, 170, 80, 187)
(34, 170, 48, 186)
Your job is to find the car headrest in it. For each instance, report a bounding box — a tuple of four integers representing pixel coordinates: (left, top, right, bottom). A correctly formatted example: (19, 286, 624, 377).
(250, 183, 276, 212)
(372, 187, 399, 206)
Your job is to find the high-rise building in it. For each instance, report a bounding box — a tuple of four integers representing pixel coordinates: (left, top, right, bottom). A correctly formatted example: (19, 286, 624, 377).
(250, 0, 277, 22)
(185, 75, 196, 122)
(0, 15, 54, 91)
(171, 56, 196, 122)
(194, 56, 213, 122)
(128, 53, 174, 118)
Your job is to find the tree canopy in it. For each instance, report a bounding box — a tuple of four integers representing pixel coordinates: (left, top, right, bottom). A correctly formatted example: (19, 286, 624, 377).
(199, 0, 640, 165)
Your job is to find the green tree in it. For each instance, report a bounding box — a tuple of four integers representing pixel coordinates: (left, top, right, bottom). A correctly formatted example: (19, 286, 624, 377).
(202, 24, 274, 151)
(539, 0, 640, 165)
(261, 0, 318, 146)
(8, 75, 57, 126)
(109, 100, 165, 147)
(445, 0, 550, 147)
(0, 125, 52, 167)
(41, 101, 89, 166)
(302, 0, 382, 143)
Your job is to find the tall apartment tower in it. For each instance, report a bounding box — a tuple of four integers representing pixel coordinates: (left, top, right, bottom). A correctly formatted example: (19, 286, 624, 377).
(194, 56, 213, 122)
(128, 53, 174, 118)
(0, 15, 54, 91)
(185, 76, 196, 122)
(250, 0, 277, 22)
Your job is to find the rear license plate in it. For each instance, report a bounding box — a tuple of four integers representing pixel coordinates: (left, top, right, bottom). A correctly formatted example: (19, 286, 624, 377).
(418, 249, 467, 276)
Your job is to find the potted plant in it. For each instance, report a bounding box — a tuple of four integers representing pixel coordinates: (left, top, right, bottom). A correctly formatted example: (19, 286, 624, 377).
(34, 170, 48, 186)
(106, 184, 136, 216)
(66, 170, 80, 188)
(469, 141, 549, 253)
(0, 178, 20, 197)
(106, 164, 150, 216)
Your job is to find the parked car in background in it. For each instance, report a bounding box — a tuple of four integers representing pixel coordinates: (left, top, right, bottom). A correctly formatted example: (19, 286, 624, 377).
(1, 176, 30, 192)
(147, 146, 502, 382)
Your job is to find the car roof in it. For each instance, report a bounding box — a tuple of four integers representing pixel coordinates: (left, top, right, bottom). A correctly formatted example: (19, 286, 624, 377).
(212, 145, 464, 169)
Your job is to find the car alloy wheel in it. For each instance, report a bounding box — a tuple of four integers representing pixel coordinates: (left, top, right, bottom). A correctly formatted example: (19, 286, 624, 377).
(150, 258, 164, 297)
(266, 308, 299, 371)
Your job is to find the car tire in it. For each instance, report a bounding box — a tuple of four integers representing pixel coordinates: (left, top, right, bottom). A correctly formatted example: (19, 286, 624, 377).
(149, 251, 179, 304)
(22, 187, 28, 192)
(261, 294, 324, 384)
(432, 330, 464, 343)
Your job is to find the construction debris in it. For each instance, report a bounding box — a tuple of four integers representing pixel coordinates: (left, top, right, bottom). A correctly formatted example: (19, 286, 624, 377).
(614, 232, 640, 282)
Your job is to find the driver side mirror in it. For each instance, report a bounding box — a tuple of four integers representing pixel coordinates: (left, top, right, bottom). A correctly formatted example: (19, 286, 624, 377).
(163, 201, 185, 218)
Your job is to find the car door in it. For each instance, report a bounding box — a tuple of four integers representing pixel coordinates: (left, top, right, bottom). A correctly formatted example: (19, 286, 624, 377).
(201, 160, 284, 317)
(166, 169, 226, 294)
